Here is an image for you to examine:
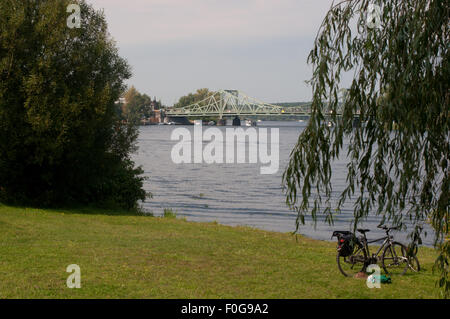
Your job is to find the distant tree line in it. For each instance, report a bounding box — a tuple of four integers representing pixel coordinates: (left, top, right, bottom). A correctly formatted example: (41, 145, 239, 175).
(173, 88, 219, 108)
(275, 102, 312, 107)
(117, 86, 163, 125)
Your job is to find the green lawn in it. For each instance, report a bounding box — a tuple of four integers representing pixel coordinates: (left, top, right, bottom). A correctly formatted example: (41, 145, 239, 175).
(0, 204, 441, 298)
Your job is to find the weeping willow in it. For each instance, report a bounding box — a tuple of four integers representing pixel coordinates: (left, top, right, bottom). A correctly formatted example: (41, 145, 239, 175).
(283, 0, 449, 297)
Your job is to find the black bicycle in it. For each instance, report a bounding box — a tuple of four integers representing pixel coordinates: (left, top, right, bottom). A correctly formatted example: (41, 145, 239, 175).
(333, 226, 420, 277)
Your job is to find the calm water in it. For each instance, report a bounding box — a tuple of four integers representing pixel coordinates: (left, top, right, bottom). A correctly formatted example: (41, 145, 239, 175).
(133, 121, 434, 246)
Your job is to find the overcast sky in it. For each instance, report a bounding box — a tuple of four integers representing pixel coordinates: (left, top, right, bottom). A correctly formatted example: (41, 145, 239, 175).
(88, 0, 333, 106)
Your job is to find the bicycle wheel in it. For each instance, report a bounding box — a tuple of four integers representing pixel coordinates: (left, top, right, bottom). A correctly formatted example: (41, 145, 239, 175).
(407, 254, 420, 272)
(382, 242, 409, 275)
(337, 246, 367, 277)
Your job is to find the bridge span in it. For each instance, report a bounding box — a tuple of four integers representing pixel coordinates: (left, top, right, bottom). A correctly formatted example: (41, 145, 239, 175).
(165, 90, 317, 119)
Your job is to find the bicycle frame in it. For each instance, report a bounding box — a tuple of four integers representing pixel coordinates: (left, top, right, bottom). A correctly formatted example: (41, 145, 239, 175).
(358, 233, 393, 260)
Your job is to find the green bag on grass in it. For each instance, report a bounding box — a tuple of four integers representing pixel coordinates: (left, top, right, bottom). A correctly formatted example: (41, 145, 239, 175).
(370, 274, 392, 284)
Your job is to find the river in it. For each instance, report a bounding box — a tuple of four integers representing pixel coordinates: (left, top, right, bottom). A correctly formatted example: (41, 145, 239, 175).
(133, 121, 434, 246)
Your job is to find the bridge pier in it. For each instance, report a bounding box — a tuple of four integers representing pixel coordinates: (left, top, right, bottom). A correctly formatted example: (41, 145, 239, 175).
(232, 116, 241, 126)
(217, 119, 226, 126)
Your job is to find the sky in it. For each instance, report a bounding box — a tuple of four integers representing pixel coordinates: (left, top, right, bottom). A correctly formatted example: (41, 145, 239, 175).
(88, 0, 333, 106)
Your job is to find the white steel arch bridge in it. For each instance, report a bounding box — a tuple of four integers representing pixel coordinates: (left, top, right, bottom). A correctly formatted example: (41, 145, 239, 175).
(165, 89, 318, 119)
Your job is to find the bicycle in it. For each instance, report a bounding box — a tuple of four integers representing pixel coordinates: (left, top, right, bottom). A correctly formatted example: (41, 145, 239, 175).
(333, 226, 420, 277)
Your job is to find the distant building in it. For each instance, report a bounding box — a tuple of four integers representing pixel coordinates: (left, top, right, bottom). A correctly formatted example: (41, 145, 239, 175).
(150, 97, 161, 110)
(116, 94, 164, 124)
(115, 97, 127, 105)
(149, 110, 161, 123)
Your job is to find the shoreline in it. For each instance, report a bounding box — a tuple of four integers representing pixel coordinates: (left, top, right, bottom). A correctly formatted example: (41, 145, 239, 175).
(142, 208, 437, 248)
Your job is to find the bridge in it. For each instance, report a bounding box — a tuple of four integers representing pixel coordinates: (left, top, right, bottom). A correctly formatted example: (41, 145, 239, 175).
(165, 90, 316, 119)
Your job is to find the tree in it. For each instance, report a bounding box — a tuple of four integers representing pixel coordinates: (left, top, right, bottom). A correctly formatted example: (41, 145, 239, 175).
(121, 86, 153, 125)
(283, 0, 449, 296)
(0, 0, 147, 209)
(174, 88, 219, 108)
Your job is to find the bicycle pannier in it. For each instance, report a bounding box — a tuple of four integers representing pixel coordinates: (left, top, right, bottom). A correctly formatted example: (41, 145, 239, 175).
(332, 231, 357, 257)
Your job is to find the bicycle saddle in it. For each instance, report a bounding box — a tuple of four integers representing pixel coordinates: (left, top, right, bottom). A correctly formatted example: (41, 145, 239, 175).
(357, 229, 370, 234)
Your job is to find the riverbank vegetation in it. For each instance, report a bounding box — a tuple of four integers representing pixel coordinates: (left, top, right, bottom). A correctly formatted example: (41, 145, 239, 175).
(0, 204, 440, 298)
(117, 86, 163, 125)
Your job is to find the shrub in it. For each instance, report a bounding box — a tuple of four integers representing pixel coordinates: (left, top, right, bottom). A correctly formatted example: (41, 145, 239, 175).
(0, 0, 147, 209)
(163, 208, 177, 219)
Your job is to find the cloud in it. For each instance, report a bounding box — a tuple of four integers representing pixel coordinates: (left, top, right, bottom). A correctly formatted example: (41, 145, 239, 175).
(88, 0, 330, 45)
(85, 0, 333, 104)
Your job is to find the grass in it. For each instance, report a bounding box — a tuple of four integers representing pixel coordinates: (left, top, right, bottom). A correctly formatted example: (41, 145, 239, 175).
(162, 208, 177, 219)
(0, 204, 442, 299)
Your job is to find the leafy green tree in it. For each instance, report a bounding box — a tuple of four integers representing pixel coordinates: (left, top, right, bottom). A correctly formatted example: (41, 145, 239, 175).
(119, 87, 161, 124)
(0, 0, 147, 209)
(122, 86, 141, 121)
(174, 88, 219, 108)
(121, 86, 153, 125)
(283, 0, 449, 296)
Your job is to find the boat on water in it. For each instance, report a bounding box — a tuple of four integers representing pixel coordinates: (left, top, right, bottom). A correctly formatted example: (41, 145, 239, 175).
(244, 119, 257, 127)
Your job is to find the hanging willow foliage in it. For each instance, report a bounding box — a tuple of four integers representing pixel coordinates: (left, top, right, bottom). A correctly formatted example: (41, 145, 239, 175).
(283, 0, 449, 296)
